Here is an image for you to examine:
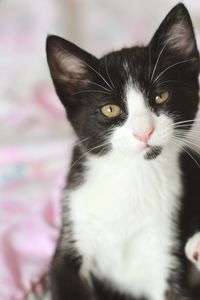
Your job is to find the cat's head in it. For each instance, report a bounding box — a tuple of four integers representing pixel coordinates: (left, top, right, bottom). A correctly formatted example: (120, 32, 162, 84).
(46, 3, 199, 160)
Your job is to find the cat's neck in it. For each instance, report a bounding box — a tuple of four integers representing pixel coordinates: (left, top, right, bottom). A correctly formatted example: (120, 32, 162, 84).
(86, 142, 181, 174)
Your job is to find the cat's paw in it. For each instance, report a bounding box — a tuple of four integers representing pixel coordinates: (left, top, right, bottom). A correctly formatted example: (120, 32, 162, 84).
(185, 232, 200, 270)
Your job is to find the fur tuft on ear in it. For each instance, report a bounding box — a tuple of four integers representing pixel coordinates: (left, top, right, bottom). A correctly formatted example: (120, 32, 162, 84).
(47, 36, 88, 80)
(150, 3, 199, 59)
(46, 35, 98, 107)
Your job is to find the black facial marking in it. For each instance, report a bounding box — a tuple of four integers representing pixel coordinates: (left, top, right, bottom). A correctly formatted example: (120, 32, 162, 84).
(144, 146, 162, 160)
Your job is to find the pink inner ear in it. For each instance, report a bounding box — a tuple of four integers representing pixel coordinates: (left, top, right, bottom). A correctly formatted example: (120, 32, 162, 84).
(62, 54, 86, 76)
(56, 49, 87, 80)
(166, 21, 195, 55)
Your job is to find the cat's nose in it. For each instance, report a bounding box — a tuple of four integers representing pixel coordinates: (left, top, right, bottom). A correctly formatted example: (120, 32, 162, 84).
(134, 128, 154, 144)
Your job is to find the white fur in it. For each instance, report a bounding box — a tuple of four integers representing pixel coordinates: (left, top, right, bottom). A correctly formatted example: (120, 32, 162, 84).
(63, 86, 182, 300)
(112, 87, 174, 157)
(185, 232, 200, 270)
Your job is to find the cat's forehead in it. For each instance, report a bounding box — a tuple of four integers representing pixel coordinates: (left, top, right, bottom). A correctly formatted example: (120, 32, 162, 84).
(103, 47, 148, 63)
(100, 47, 149, 75)
(98, 47, 150, 96)
(125, 87, 146, 114)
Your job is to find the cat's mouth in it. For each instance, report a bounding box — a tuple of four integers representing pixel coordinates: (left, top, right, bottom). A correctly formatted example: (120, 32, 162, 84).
(144, 146, 162, 160)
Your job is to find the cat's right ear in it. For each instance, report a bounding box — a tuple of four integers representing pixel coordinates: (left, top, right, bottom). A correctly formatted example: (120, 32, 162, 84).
(46, 35, 98, 108)
(149, 4, 199, 67)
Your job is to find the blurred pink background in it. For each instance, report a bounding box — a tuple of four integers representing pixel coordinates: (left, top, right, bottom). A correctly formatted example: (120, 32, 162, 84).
(0, 1, 200, 299)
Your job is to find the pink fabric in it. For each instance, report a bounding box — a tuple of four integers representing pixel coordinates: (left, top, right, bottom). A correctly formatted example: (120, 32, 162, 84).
(0, 57, 73, 297)
(0, 2, 74, 298)
(0, 204, 59, 299)
(0, 102, 66, 300)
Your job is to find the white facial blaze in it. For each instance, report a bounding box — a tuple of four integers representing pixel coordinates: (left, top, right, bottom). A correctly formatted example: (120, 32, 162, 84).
(125, 88, 154, 134)
(111, 85, 174, 157)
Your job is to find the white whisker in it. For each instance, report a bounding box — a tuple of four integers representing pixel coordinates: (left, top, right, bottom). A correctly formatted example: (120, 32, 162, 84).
(148, 45, 152, 80)
(54, 77, 111, 92)
(152, 58, 198, 85)
(78, 57, 113, 91)
(104, 56, 115, 89)
(151, 79, 192, 89)
(57, 44, 113, 91)
(175, 135, 200, 152)
(74, 137, 91, 147)
(172, 138, 200, 168)
(150, 41, 168, 82)
(72, 90, 111, 96)
(175, 135, 200, 148)
(70, 141, 111, 170)
(173, 119, 200, 126)
(175, 129, 200, 134)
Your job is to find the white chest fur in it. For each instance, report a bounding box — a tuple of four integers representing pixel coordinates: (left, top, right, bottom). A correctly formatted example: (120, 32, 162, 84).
(65, 150, 182, 300)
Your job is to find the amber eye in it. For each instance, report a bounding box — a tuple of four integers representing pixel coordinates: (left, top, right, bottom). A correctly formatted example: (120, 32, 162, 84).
(155, 91, 170, 104)
(101, 104, 121, 118)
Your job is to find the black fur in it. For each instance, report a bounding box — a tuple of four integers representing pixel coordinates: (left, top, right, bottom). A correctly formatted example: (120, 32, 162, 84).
(46, 3, 200, 300)
(179, 151, 200, 299)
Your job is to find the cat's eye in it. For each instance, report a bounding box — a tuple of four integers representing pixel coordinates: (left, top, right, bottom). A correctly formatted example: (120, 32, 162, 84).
(101, 104, 121, 118)
(155, 91, 170, 104)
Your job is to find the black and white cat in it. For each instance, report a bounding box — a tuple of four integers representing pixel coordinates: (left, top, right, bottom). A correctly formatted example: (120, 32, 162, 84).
(46, 3, 200, 300)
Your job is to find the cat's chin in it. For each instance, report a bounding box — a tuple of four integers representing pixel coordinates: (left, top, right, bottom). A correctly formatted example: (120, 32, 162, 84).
(144, 146, 162, 160)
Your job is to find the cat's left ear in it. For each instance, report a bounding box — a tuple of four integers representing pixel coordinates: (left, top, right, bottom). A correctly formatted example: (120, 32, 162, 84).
(149, 3, 199, 62)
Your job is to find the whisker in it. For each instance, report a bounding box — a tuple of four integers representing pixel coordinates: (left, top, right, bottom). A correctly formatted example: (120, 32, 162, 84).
(175, 138, 200, 166)
(182, 146, 200, 168)
(148, 45, 151, 80)
(53, 77, 111, 92)
(175, 125, 200, 130)
(172, 138, 200, 168)
(173, 119, 200, 126)
(150, 16, 188, 83)
(150, 41, 168, 82)
(185, 140, 200, 151)
(77, 57, 113, 91)
(57, 44, 113, 91)
(174, 126, 200, 132)
(160, 127, 200, 141)
(160, 119, 200, 134)
(90, 81, 111, 92)
(72, 90, 111, 96)
(175, 135, 200, 149)
(151, 80, 193, 89)
(175, 135, 200, 143)
(175, 135, 200, 150)
(175, 126, 195, 131)
(104, 56, 115, 89)
(157, 126, 199, 141)
(74, 137, 91, 147)
(153, 58, 198, 85)
(175, 129, 200, 134)
(70, 141, 111, 170)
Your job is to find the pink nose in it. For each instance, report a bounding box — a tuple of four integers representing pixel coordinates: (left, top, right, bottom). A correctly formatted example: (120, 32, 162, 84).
(134, 128, 154, 144)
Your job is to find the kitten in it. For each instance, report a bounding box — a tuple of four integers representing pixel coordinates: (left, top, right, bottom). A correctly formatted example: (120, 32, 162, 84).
(46, 3, 200, 300)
